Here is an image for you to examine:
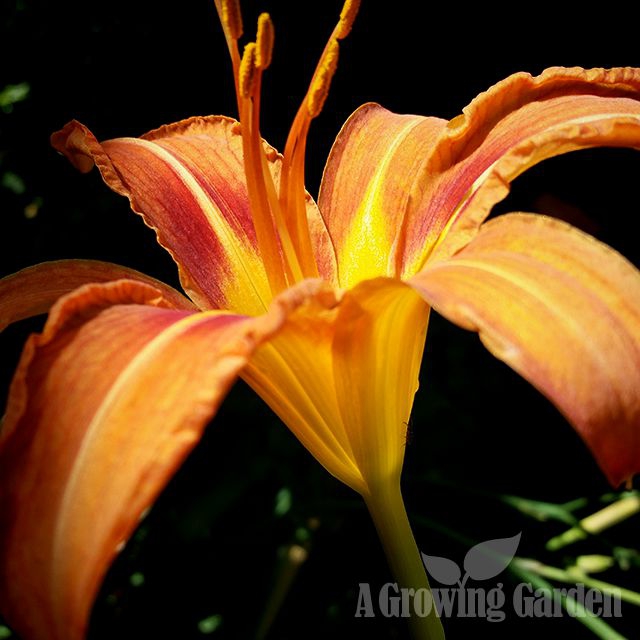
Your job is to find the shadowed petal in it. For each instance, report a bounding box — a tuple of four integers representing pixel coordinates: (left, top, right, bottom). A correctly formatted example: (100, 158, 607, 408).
(319, 103, 446, 287)
(0, 259, 195, 331)
(410, 213, 640, 486)
(396, 67, 640, 274)
(51, 117, 336, 313)
(0, 276, 329, 640)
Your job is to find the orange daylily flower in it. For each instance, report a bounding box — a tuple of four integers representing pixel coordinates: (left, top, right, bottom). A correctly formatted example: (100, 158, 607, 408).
(2, 1, 640, 638)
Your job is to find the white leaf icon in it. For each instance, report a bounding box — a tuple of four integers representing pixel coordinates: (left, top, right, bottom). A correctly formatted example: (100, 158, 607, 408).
(421, 553, 461, 585)
(463, 532, 522, 581)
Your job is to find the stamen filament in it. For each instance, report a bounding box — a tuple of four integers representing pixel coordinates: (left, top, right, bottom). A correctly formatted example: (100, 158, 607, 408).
(249, 76, 305, 284)
(280, 0, 360, 280)
(238, 45, 289, 294)
(280, 116, 319, 278)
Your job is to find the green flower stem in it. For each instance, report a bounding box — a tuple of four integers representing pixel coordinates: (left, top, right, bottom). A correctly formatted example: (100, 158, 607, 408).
(364, 481, 446, 640)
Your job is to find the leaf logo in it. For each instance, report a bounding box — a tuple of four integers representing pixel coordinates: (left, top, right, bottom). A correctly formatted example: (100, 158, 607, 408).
(463, 533, 521, 580)
(420, 554, 461, 585)
(422, 533, 521, 585)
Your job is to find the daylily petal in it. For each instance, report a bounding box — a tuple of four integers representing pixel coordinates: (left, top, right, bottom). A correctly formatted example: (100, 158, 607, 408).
(242, 278, 429, 493)
(0, 259, 195, 331)
(410, 213, 640, 487)
(51, 117, 336, 314)
(51, 117, 269, 314)
(395, 67, 640, 275)
(0, 274, 319, 640)
(318, 103, 446, 288)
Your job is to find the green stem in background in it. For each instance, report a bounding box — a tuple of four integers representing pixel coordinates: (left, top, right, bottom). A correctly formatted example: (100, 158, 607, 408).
(510, 563, 628, 640)
(412, 513, 633, 640)
(546, 494, 640, 551)
(364, 481, 446, 640)
(513, 558, 640, 607)
(255, 543, 309, 640)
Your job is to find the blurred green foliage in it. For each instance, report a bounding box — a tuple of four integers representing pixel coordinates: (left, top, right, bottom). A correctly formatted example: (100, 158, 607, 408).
(0, 82, 29, 112)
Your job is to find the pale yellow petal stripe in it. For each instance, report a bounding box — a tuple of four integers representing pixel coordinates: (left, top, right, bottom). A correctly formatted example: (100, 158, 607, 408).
(319, 103, 446, 288)
(108, 136, 273, 314)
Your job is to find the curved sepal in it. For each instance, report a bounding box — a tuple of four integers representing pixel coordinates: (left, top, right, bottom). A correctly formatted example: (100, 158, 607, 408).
(399, 67, 640, 274)
(410, 213, 640, 487)
(0, 259, 194, 332)
(0, 278, 286, 640)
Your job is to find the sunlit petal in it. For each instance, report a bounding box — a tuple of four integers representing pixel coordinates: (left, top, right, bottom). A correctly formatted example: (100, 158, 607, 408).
(397, 67, 640, 274)
(410, 213, 640, 486)
(241, 284, 363, 489)
(319, 103, 445, 287)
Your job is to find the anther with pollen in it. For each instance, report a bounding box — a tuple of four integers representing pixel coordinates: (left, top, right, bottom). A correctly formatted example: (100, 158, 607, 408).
(336, 0, 361, 39)
(220, 0, 243, 39)
(239, 42, 257, 98)
(307, 39, 340, 118)
(256, 13, 274, 70)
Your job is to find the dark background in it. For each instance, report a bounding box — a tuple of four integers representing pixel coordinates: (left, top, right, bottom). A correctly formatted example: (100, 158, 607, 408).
(1, 1, 639, 638)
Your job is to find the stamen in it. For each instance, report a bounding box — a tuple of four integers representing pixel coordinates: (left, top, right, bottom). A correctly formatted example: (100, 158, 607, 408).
(220, 0, 243, 39)
(215, 2, 300, 293)
(216, 0, 361, 290)
(256, 13, 275, 70)
(239, 42, 258, 98)
(335, 0, 361, 40)
(307, 39, 340, 118)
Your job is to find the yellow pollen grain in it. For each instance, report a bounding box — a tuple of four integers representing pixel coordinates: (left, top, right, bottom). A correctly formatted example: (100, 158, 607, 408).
(256, 13, 274, 70)
(307, 39, 340, 118)
(335, 0, 361, 39)
(239, 42, 257, 98)
(221, 0, 243, 39)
